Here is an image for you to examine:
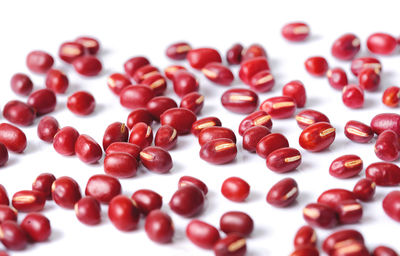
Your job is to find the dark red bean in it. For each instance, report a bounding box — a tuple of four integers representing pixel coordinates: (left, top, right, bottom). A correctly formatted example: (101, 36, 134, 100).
(322, 229, 364, 254)
(108, 195, 140, 231)
(358, 68, 380, 92)
(85, 174, 121, 204)
(187, 48, 222, 69)
(282, 80, 306, 108)
(131, 189, 162, 215)
(0, 185, 8, 205)
(329, 155, 363, 179)
(37, 116, 59, 143)
(59, 42, 84, 63)
(202, 62, 234, 85)
(290, 246, 319, 256)
(221, 177, 250, 202)
(102, 122, 129, 150)
(351, 57, 382, 76)
(266, 177, 299, 207)
(124, 56, 150, 78)
(242, 44, 267, 62)
(32, 173, 56, 200)
(74, 196, 101, 225)
(296, 109, 330, 129)
(67, 91, 96, 115)
(383, 190, 400, 222)
(27, 88, 57, 115)
(304, 56, 328, 76)
(45, 69, 69, 94)
(226, 43, 243, 65)
(238, 110, 272, 136)
(146, 96, 177, 121)
(373, 246, 398, 256)
(186, 219, 220, 249)
(10, 73, 33, 96)
(73, 56, 102, 76)
(200, 138, 237, 165)
(128, 122, 153, 149)
(0, 144, 7, 167)
(370, 113, 400, 136)
(180, 92, 204, 114)
(382, 86, 400, 107)
(105, 142, 141, 160)
(367, 33, 397, 55)
(169, 185, 204, 217)
(327, 67, 348, 90)
(164, 65, 186, 80)
(140, 146, 172, 174)
(331, 34, 361, 60)
(178, 176, 208, 195)
(344, 120, 374, 143)
(256, 133, 289, 159)
(145, 210, 174, 243)
(11, 190, 45, 212)
(0, 123, 27, 153)
(281, 22, 310, 42)
(75, 134, 103, 164)
(213, 233, 246, 256)
(317, 189, 356, 208)
(3, 100, 35, 126)
(53, 126, 79, 156)
(154, 125, 177, 150)
(366, 162, 400, 186)
(107, 73, 131, 95)
(142, 74, 167, 96)
(26, 50, 54, 73)
(21, 213, 51, 242)
(332, 242, 369, 256)
(160, 107, 197, 135)
(299, 122, 336, 152)
(127, 108, 154, 128)
(220, 211, 253, 236)
(239, 57, 270, 85)
(260, 96, 296, 119)
(242, 125, 271, 152)
(172, 70, 199, 97)
(221, 88, 259, 114)
(375, 130, 400, 161)
(166, 42, 192, 60)
(75, 36, 100, 55)
(294, 225, 317, 249)
(133, 65, 160, 83)
(104, 152, 138, 178)
(353, 178, 375, 202)
(335, 200, 363, 224)
(303, 203, 338, 229)
(120, 85, 154, 109)
(249, 70, 275, 93)
(266, 147, 302, 173)
(0, 220, 28, 250)
(0, 205, 17, 223)
(198, 127, 236, 146)
(52, 176, 82, 209)
(191, 117, 222, 136)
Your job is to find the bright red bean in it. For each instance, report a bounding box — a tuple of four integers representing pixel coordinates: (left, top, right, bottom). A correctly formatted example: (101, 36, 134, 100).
(102, 122, 129, 150)
(200, 138, 237, 165)
(213, 233, 247, 256)
(0, 205, 17, 223)
(145, 210, 174, 243)
(85, 174, 121, 204)
(351, 57, 382, 76)
(260, 96, 296, 119)
(305, 56, 328, 76)
(27, 88, 56, 115)
(221, 88, 259, 114)
(140, 146, 173, 174)
(329, 155, 363, 179)
(53, 126, 79, 156)
(26, 50, 54, 73)
(370, 113, 400, 136)
(129, 122, 153, 149)
(248, 70, 275, 92)
(266, 147, 302, 173)
(373, 246, 398, 256)
(124, 56, 150, 78)
(180, 92, 204, 114)
(353, 178, 376, 202)
(220, 211, 254, 236)
(74, 196, 101, 225)
(331, 34, 361, 60)
(238, 110, 272, 136)
(146, 96, 178, 121)
(242, 44, 267, 62)
(296, 109, 330, 129)
(178, 176, 208, 196)
(120, 85, 155, 110)
(367, 33, 397, 55)
(107, 73, 131, 95)
(11, 190, 45, 212)
(358, 68, 380, 92)
(221, 177, 250, 202)
(73, 56, 102, 76)
(375, 130, 400, 161)
(108, 195, 140, 231)
(327, 68, 348, 90)
(242, 125, 271, 152)
(282, 80, 306, 108)
(226, 43, 243, 65)
(105, 142, 141, 160)
(104, 152, 138, 178)
(290, 246, 319, 256)
(239, 57, 270, 85)
(187, 48, 222, 69)
(154, 125, 178, 150)
(335, 200, 363, 224)
(191, 117, 222, 136)
(37, 116, 59, 143)
(299, 122, 336, 152)
(281, 22, 310, 42)
(127, 108, 154, 128)
(366, 162, 400, 186)
(164, 65, 186, 80)
(172, 70, 199, 97)
(0, 185, 8, 205)
(0, 123, 27, 153)
(131, 189, 162, 215)
(32, 173, 56, 199)
(0, 220, 28, 250)
(383, 190, 400, 222)
(67, 91, 96, 115)
(3, 100, 36, 126)
(52, 176, 82, 209)
(75, 134, 103, 164)
(58, 42, 84, 63)
(317, 189, 356, 209)
(10, 73, 33, 96)
(45, 69, 69, 94)
(267, 177, 299, 207)
(186, 219, 220, 249)
(202, 62, 234, 85)
(382, 86, 400, 107)
(344, 120, 374, 143)
(322, 229, 364, 254)
(166, 42, 192, 60)
(160, 107, 197, 135)
(303, 203, 338, 229)
(294, 225, 317, 249)
(133, 65, 160, 83)
(141, 74, 167, 96)
(75, 36, 100, 55)
(169, 185, 205, 217)
(198, 127, 236, 146)
(256, 133, 289, 159)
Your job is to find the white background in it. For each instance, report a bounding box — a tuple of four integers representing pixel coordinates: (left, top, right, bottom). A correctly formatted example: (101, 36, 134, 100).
(0, 0, 399, 255)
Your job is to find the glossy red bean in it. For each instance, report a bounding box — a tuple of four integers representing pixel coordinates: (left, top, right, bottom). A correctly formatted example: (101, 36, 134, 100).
(332, 241, 369, 256)
(164, 65, 186, 80)
(366, 162, 400, 186)
(367, 33, 397, 55)
(0, 205, 17, 223)
(120, 85, 154, 109)
(344, 120, 374, 143)
(191, 117, 222, 136)
(382, 86, 400, 107)
(102, 122, 129, 150)
(141, 74, 167, 96)
(282, 80, 306, 108)
(127, 108, 154, 128)
(59, 42, 84, 63)
(296, 109, 330, 129)
(140, 146, 172, 174)
(202, 62, 234, 85)
(180, 92, 204, 114)
(131, 189, 162, 215)
(322, 229, 364, 254)
(0, 123, 27, 153)
(53, 126, 79, 156)
(242, 44, 267, 62)
(299, 122, 336, 152)
(11, 190, 45, 212)
(0, 185, 8, 205)
(154, 125, 177, 150)
(67, 91, 96, 115)
(266, 147, 302, 173)
(358, 68, 380, 92)
(242, 125, 271, 152)
(221, 88, 259, 114)
(371, 113, 400, 136)
(129, 122, 153, 149)
(37, 116, 59, 143)
(26, 50, 54, 73)
(107, 73, 131, 95)
(220, 211, 253, 236)
(74, 196, 101, 225)
(238, 110, 272, 136)
(45, 69, 69, 94)
(213, 233, 246, 256)
(327, 68, 348, 90)
(331, 34, 361, 60)
(351, 57, 382, 76)
(267, 177, 299, 207)
(166, 42, 192, 60)
(239, 57, 270, 85)
(303, 203, 338, 228)
(0, 220, 27, 250)
(145, 210, 174, 243)
(75, 36, 100, 55)
(108, 195, 140, 231)
(3, 100, 35, 126)
(73, 56, 102, 76)
(169, 185, 205, 217)
(353, 178, 375, 202)
(10, 73, 33, 96)
(172, 70, 199, 97)
(198, 127, 236, 146)
(305, 56, 328, 76)
(294, 225, 317, 249)
(383, 190, 400, 222)
(375, 130, 400, 161)
(290, 246, 319, 256)
(317, 189, 356, 208)
(32, 173, 56, 200)
(221, 177, 250, 202)
(124, 56, 150, 78)
(27, 88, 56, 115)
(329, 155, 363, 179)
(178, 176, 208, 195)
(0, 144, 7, 167)
(186, 219, 220, 249)
(105, 142, 141, 160)
(256, 133, 289, 159)
(160, 107, 197, 135)
(187, 48, 222, 69)
(133, 65, 160, 83)
(104, 152, 138, 178)
(200, 138, 237, 165)
(85, 174, 121, 204)
(281, 22, 310, 42)
(75, 134, 103, 164)
(226, 43, 243, 65)
(260, 96, 296, 119)
(248, 70, 274, 92)
(52, 176, 82, 209)
(373, 246, 398, 256)
(335, 200, 363, 224)
(146, 96, 177, 121)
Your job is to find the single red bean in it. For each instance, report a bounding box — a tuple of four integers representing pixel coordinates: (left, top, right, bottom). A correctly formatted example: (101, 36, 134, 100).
(242, 44, 267, 62)
(226, 43, 243, 65)
(146, 96, 177, 121)
(3, 100, 36, 126)
(107, 73, 131, 95)
(239, 57, 270, 85)
(200, 138, 237, 165)
(202, 62, 234, 86)
(303, 203, 338, 229)
(129, 122, 153, 149)
(342, 85, 364, 108)
(238, 110, 272, 136)
(352, 57, 382, 77)
(260, 96, 296, 119)
(290, 246, 319, 256)
(256, 133, 289, 159)
(10, 73, 33, 96)
(37, 116, 59, 143)
(331, 34, 361, 60)
(154, 125, 178, 150)
(45, 69, 69, 94)
(294, 225, 317, 249)
(305, 56, 328, 76)
(27, 88, 57, 115)
(370, 113, 400, 136)
(221, 177, 250, 202)
(344, 120, 374, 143)
(75, 134, 103, 164)
(382, 86, 400, 107)
(131, 189, 162, 215)
(299, 122, 336, 152)
(198, 127, 236, 146)
(353, 178, 375, 202)
(367, 33, 397, 55)
(75, 36, 100, 55)
(242, 125, 271, 152)
(180, 92, 204, 114)
(0, 205, 17, 223)
(102, 122, 129, 150)
(221, 88, 259, 114)
(26, 50, 54, 73)
(105, 142, 141, 160)
(375, 130, 400, 161)
(164, 65, 186, 80)
(52, 176, 82, 209)
(213, 233, 247, 256)
(317, 189, 356, 208)
(53, 126, 79, 156)
(108, 195, 140, 231)
(331, 241, 369, 256)
(169, 185, 205, 217)
(0, 220, 28, 250)
(160, 107, 197, 135)
(322, 229, 364, 254)
(366, 162, 400, 186)
(191, 117, 222, 136)
(124, 56, 150, 78)
(178, 176, 208, 195)
(142, 74, 167, 96)
(186, 219, 220, 249)
(67, 91, 96, 115)
(58, 42, 84, 63)
(104, 152, 138, 178)
(281, 22, 310, 42)
(74, 196, 101, 225)
(140, 146, 173, 174)
(0, 123, 27, 153)
(327, 68, 348, 90)
(120, 85, 155, 109)
(358, 68, 380, 93)
(267, 177, 299, 207)
(282, 80, 306, 108)
(249, 70, 275, 92)
(11, 190, 45, 212)
(187, 48, 222, 69)
(383, 191, 400, 222)
(0, 144, 7, 167)
(145, 210, 174, 243)
(220, 211, 254, 237)
(266, 147, 302, 173)
(296, 109, 330, 129)
(373, 246, 398, 256)
(127, 108, 154, 129)
(32, 173, 56, 200)
(133, 65, 160, 83)
(329, 155, 363, 179)
(166, 42, 192, 60)
(73, 56, 102, 76)
(172, 70, 199, 97)
(85, 174, 121, 204)
(335, 200, 363, 224)
(0, 185, 8, 205)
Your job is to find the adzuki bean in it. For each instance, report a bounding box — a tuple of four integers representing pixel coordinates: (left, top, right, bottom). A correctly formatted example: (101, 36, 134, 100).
(85, 174, 121, 204)
(108, 195, 140, 231)
(37, 116, 59, 143)
(373, 246, 398, 256)
(178, 176, 208, 195)
(0, 220, 28, 250)
(21, 213, 51, 242)
(290, 246, 319, 256)
(353, 178, 375, 202)
(166, 42, 192, 60)
(249, 70, 275, 92)
(304, 56, 328, 76)
(10, 73, 33, 96)
(239, 57, 270, 85)
(382, 190, 400, 222)
(221, 88, 259, 114)
(140, 146, 173, 174)
(382, 86, 400, 107)
(0, 205, 17, 223)
(102, 122, 129, 150)
(242, 44, 267, 61)
(127, 108, 154, 128)
(67, 91, 96, 116)
(220, 211, 254, 237)
(238, 110, 272, 136)
(303, 203, 338, 229)
(3, 100, 36, 126)
(296, 109, 330, 129)
(52, 176, 82, 209)
(180, 92, 204, 114)
(104, 152, 138, 178)
(344, 120, 374, 143)
(164, 65, 186, 80)
(11, 190, 45, 212)
(329, 155, 363, 179)
(226, 43, 243, 65)
(75, 36, 100, 55)
(186, 219, 220, 249)
(358, 68, 380, 91)
(335, 200, 363, 224)
(256, 133, 289, 159)
(73, 56, 102, 76)
(75, 134, 103, 164)
(131, 189, 162, 215)
(198, 127, 236, 146)
(374, 130, 400, 162)
(317, 188, 356, 208)
(221, 177, 250, 202)
(133, 65, 159, 83)
(187, 47, 222, 69)
(267, 177, 299, 207)
(367, 33, 397, 55)
(202, 62, 234, 85)
(146, 96, 178, 121)
(124, 56, 150, 78)
(322, 229, 364, 254)
(154, 125, 178, 150)
(128, 122, 153, 149)
(365, 162, 400, 186)
(32, 173, 56, 199)
(370, 113, 400, 136)
(120, 85, 154, 109)
(282, 80, 306, 108)
(105, 142, 141, 160)
(74, 196, 101, 225)
(26, 50, 54, 74)
(242, 125, 271, 152)
(107, 73, 131, 95)
(172, 70, 199, 97)
(293, 225, 317, 249)
(160, 107, 197, 135)
(327, 67, 348, 90)
(260, 96, 296, 119)
(299, 122, 336, 152)
(145, 210, 174, 243)
(331, 33, 361, 60)
(142, 74, 167, 96)
(200, 138, 237, 165)
(213, 233, 246, 256)
(53, 126, 80, 156)
(191, 116, 222, 136)
(342, 85, 364, 109)
(0, 185, 9, 205)
(281, 22, 310, 42)
(0, 144, 7, 167)
(0, 123, 27, 153)
(169, 185, 205, 217)
(266, 147, 302, 173)
(46, 69, 69, 94)
(58, 42, 84, 63)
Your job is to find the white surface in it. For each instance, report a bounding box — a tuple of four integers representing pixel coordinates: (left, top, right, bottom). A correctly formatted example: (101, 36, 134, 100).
(0, 0, 399, 255)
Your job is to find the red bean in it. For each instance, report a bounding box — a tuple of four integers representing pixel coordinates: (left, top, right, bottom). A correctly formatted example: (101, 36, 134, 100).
(73, 56, 102, 76)
(160, 107, 197, 135)
(131, 189, 162, 215)
(10, 73, 33, 96)
(154, 125, 178, 150)
(74, 196, 101, 225)
(342, 84, 364, 108)
(198, 127, 236, 146)
(107, 73, 131, 95)
(282, 80, 306, 108)
(305, 56, 328, 76)
(220, 211, 254, 237)
(293, 225, 317, 249)
(322, 229, 364, 254)
(221, 177, 250, 202)
(164, 65, 186, 80)
(146, 96, 178, 121)
(191, 117, 222, 136)
(281, 22, 310, 42)
(344, 120, 374, 143)
(178, 176, 208, 195)
(202, 62, 234, 85)
(239, 57, 270, 85)
(26, 50, 54, 73)
(317, 189, 356, 208)
(0, 123, 27, 153)
(144, 210, 174, 243)
(242, 44, 267, 62)
(0, 144, 7, 167)
(186, 219, 220, 249)
(26, 90, 57, 115)
(295, 109, 330, 129)
(383, 190, 400, 222)
(213, 233, 246, 256)
(140, 146, 172, 174)
(382, 86, 400, 107)
(180, 92, 204, 114)
(242, 125, 271, 152)
(358, 68, 380, 92)
(299, 122, 336, 152)
(0, 205, 17, 223)
(329, 155, 363, 179)
(327, 67, 348, 90)
(169, 185, 205, 217)
(226, 43, 243, 65)
(11, 190, 45, 212)
(371, 113, 400, 136)
(108, 195, 140, 231)
(172, 70, 199, 97)
(375, 130, 400, 161)
(266, 177, 299, 207)
(53, 126, 79, 156)
(37, 116, 59, 143)
(260, 96, 296, 119)
(105, 142, 141, 160)
(129, 122, 153, 149)
(366, 162, 400, 186)
(303, 203, 338, 228)
(367, 33, 397, 55)
(75, 134, 103, 164)
(120, 85, 155, 109)
(166, 42, 192, 60)
(351, 57, 382, 76)
(75, 36, 100, 55)
(333, 241, 369, 256)
(335, 200, 363, 224)
(248, 70, 275, 92)
(127, 108, 154, 128)
(266, 147, 302, 173)
(45, 69, 69, 94)
(3, 100, 35, 126)
(373, 246, 398, 256)
(133, 65, 160, 83)
(256, 133, 289, 159)
(200, 138, 237, 165)
(353, 178, 375, 202)
(52, 176, 82, 209)
(32, 173, 56, 200)
(0, 185, 8, 205)
(67, 91, 96, 115)
(238, 110, 272, 136)
(0, 220, 28, 250)
(58, 42, 84, 63)
(85, 174, 121, 204)
(102, 122, 129, 150)
(104, 152, 138, 178)
(187, 48, 222, 69)
(331, 34, 361, 60)
(221, 88, 259, 114)
(124, 56, 150, 78)
(290, 246, 319, 256)
(141, 74, 167, 96)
